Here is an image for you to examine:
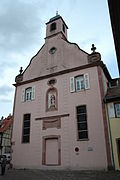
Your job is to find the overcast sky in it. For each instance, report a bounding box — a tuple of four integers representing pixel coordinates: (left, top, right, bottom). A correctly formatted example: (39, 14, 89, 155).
(0, 0, 119, 118)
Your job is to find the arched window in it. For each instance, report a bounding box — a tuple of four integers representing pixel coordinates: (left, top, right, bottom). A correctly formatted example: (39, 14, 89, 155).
(50, 22, 56, 31)
(21, 86, 35, 102)
(46, 88, 58, 111)
(26, 87, 32, 101)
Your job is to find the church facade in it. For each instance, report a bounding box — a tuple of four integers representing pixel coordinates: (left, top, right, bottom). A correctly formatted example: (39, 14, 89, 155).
(12, 15, 112, 170)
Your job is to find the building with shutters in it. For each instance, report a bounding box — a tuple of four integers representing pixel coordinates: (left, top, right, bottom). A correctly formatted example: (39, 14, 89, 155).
(12, 14, 113, 170)
(105, 78, 120, 170)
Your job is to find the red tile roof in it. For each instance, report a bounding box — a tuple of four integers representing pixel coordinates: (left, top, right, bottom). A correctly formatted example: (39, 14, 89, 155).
(0, 115, 13, 133)
(105, 85, 120, 102)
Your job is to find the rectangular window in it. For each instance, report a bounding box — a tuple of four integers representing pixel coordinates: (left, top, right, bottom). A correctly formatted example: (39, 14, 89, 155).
(21, 86, 35, 102)
(5, 146, 11, 153)
(22, 114, 31, 143)
(108, 103, 115, 118)
(76, 75, 84, 91)
(77, 105, 88, 140)
(70, 73, 90, 93)
(115, 103, 120, 118)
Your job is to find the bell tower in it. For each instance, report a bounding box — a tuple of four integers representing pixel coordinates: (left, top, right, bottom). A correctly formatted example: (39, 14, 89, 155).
(45, 13, 68, 40)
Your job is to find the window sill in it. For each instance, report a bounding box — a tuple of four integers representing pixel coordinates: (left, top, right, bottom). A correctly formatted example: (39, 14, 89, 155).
(26, 100, 32, 102)
(76, 89, 85, 92)
(22, 99, 35, 103)
(21, 142, 30, 144)
(77, 138, 89, 141)
(46, 107, 58, 112)
(110, 117, 120, 119)
(71, 89, 90, 93)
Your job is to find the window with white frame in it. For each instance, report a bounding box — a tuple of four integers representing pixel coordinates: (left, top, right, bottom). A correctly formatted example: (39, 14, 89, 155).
(70, 73, 90, 93)
(108, 102, 120, 118)
(76, 75, 85, 91)
(115, 103, 120, 118)
(26, 87, 32, 101)
(21, 86, 35, 102)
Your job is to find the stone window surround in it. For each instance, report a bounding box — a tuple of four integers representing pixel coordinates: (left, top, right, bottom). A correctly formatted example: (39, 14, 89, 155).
(76, 105, 89, 141)
(22, 113, 31, 144)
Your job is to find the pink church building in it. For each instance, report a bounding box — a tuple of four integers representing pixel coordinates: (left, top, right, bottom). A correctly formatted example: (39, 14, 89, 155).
(12, 14, 112, 170)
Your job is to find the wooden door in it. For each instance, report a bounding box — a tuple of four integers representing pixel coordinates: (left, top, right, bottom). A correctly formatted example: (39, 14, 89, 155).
(46, 139, 58, 165)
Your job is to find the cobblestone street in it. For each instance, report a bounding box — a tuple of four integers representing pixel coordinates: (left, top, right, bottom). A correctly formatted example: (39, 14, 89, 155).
(0, 169, 120, 180)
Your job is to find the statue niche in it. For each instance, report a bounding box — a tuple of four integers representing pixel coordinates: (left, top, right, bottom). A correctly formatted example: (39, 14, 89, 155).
(46, 88, 58, 111)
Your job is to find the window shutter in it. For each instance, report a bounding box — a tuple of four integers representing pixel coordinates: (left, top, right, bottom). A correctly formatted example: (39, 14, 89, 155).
(31, 86, 35, 100)
(70, 77, 75, 92)
(21, 89, 25, 102)
(108, 103, 115, 118)
(84, 73, 90, 89)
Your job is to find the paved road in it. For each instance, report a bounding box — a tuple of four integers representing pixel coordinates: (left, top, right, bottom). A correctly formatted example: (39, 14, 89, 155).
(0, 169, 120, 180)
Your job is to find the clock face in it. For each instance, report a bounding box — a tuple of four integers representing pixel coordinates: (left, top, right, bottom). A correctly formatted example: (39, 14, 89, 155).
(49, 47, 57, 54)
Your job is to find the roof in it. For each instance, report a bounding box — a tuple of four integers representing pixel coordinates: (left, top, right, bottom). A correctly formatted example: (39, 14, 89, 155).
(49, 15, 61, 22)
(0, 115, 13, 133)
(105, 79, 120, 102)
(46, 15, 68, 29)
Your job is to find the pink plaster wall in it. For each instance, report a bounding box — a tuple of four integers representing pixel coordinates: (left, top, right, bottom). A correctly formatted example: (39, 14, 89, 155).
(23, 33, 88, 82)
(12, 16, 108, 170)
(12, 66, 107, 170)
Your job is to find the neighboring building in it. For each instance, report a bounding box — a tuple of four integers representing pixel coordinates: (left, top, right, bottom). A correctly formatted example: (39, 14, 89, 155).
(12, 14, 112, 170)
(107, 0, 120, 75)
(0, 115, 13, 156)
(105, 78, 120, 170)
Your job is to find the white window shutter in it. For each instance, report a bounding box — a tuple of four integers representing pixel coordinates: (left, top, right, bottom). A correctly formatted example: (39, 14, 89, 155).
(70, 77, 75, 92)
(32, 86, 35, 100)
(108, 103, 115, 118)
(21, 89, 25, 102)
(84, 73, 90, 89)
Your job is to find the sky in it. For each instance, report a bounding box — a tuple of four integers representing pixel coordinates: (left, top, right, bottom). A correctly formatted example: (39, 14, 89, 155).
(0, 0, 119, 118)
